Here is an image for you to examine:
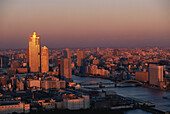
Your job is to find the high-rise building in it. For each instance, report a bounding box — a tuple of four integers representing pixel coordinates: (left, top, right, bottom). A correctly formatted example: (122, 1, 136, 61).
(77, 49, 85, 67)
(60, 48, 72, 80)
(149, 64, 163, 86)
(41, 46, 49, 73)
(63, 48, 71, 58)
(60, 58, 72, 80)
(0, 55, 9, 68)
(29, 32, 40, 72)
(58, 58, 61, 79)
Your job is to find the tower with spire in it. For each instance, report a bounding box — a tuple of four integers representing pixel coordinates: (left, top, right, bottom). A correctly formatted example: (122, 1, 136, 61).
(29, 32, 49, 73)
(29, 32, 41, 72)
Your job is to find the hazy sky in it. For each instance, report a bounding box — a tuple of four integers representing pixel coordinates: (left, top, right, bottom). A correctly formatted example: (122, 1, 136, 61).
(0, 0, 170, 49)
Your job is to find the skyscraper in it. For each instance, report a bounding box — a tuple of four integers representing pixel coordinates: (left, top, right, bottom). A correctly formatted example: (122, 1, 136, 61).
(149, 64, 163, 86)
(77, 49, 85, 67)
(60, 48, 72, 80)
(29, 32, 40, 72)
(41, 46, 49, 73)
(63, 48, 71, 58)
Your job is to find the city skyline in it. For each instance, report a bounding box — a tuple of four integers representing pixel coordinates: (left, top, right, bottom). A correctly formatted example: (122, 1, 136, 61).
(0, 0, 170, 49)
(0, 1, 170, 113)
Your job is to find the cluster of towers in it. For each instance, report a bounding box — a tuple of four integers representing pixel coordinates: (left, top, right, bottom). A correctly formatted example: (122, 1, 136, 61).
(28, 32, 49, 73)
(28, 32, 73, 81)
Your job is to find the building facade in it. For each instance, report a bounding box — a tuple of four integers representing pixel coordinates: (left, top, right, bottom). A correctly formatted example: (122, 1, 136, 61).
(41, 46, 49, 73)
(149, 64, 163, 86)
(0, 102, 30, 114)
(60, 58, 72, 80)
(77, 49, 85, 67)
(0, 55, 9, 68)
(135, 72, 149, 82)
(29, 32, 40, 72)
(60, 48, 72, 80)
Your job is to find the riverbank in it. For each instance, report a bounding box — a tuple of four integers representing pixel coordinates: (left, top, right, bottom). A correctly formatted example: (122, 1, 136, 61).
(74, 73, 170, 91)
(72, 75, 170, 113)
(29, 109, 124, 114)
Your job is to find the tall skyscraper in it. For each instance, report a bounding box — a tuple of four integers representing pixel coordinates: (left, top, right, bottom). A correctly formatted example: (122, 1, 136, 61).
(63, 48, 71, 58)
(77, 49, 85, 67)
(149, 64, 163, 86)
(60, 48, 72, 80)
(29, 32, 40, 72)
(60, 58, 72, 79)
(41, 46, 49, 73)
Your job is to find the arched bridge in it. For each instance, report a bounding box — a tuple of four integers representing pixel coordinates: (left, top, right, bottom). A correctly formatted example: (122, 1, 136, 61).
(116, 80, 143, 86)
(80, 81, 99, 85)
(79, 80, 144, 87)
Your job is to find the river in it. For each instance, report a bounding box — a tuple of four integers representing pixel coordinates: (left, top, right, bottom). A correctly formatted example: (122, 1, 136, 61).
(72, 75, 170, 113)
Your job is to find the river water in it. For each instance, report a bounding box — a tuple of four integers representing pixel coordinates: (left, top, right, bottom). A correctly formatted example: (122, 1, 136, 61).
(72, 75, 170, 113)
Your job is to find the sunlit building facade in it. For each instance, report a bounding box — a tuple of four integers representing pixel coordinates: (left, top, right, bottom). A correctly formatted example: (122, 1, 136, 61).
(60, 58, 72, 80)
(29, 32, 40, 72)
(41, 46, 49, 73)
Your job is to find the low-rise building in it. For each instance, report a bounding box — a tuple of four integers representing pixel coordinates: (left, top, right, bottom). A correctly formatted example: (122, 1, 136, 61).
(135, 72, 149, 82)
(0, 102, 30, 114)
(63, 94, 90, 110)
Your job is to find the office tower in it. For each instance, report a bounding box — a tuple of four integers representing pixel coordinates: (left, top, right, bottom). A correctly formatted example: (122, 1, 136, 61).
(41, 46, 49, 73)
(60, 58, 72, 80)
(29, 32, 40, 72)
(58, 58, 61, 79)
(60, 48, 72, 80)
(63, 48, 71, 58)
(149, 64, 163, 86)
(0, 55, 9, 68)
(77, 49, 85, 67)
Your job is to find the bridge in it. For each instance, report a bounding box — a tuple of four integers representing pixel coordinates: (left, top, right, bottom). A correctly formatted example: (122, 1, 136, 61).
(80, 81, 99, 85)
(116, 80, 143, 86)
(79, 80, 143, 87)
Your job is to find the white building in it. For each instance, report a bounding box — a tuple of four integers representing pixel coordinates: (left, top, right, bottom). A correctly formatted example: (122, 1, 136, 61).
(149, 64, 163, 86)
(63, 95, 90, 110)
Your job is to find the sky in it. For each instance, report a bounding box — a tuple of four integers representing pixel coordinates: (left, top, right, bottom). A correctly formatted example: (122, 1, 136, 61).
(0, 0, 170, 49)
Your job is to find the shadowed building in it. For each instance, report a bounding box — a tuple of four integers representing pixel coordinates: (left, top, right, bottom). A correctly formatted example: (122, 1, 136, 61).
(60, 48, 72, 80)
(63, 48, 71, 58)
(41, 46, 49, 73)
(29, 32, 41, 72)
(77, 49, 85, 67)
(0, 55, 9, 68)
